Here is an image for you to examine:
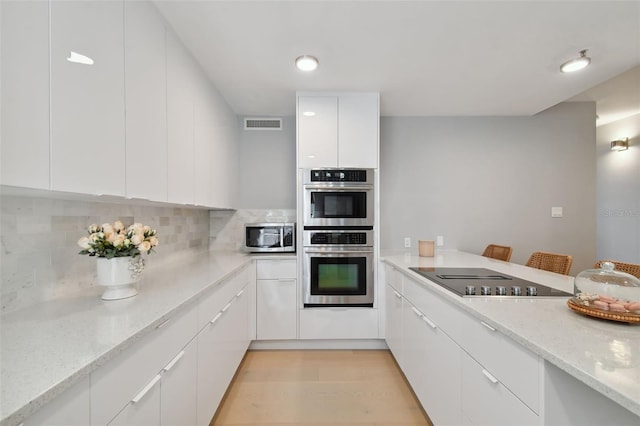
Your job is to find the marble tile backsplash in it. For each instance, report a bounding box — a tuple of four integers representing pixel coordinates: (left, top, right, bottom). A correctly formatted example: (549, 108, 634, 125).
(0, 195, 211, 313)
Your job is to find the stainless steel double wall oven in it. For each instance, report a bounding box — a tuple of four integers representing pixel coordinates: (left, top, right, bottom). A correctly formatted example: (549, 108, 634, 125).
(302, 169, 375, 307)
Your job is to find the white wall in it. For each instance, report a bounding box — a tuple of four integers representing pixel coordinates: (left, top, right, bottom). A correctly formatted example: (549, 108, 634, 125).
(596, 113, 640, 264)
(379, 102, 596, 274)
(237, 116, 296, 209)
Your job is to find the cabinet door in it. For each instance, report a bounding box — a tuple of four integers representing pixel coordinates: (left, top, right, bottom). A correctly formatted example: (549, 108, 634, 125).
(108, 374, 161, 426)
(256, 279, 297, 340)
(461, 351, 538, 426)
(0, 0, 50, 189)
(161, 339, 197, 426)
(50, 0, 125, 196)
(338, 94, 379, 168)
(23, 375, 90, 426)
(297, 96, 338, 168)
(124, 0, 168, 202)
(196, 297, 233, 425)
(194, 79, 215, 207)
(166, 30, 195, 205)
(384, 283, 404, 367)
(403, 302, 461, 426)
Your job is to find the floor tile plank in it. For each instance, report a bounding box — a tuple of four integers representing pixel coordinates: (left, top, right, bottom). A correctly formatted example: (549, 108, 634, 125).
(211, 350, 432, 426)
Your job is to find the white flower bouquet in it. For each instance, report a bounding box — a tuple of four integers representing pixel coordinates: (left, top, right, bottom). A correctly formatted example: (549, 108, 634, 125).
(78, 221, 159, 258)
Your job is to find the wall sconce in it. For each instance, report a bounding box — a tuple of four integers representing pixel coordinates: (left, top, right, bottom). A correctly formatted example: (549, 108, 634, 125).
(610, 138, 629, 151)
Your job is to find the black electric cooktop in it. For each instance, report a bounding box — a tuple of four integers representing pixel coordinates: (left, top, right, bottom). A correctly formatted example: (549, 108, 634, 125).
(409, 267, 572, 298)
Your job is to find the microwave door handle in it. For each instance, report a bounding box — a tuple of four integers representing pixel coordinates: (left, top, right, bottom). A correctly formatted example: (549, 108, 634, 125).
(280, 227, 284, 247)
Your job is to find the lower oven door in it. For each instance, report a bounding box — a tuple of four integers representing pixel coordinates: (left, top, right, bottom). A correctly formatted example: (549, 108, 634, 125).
(303, 247, 374, 307)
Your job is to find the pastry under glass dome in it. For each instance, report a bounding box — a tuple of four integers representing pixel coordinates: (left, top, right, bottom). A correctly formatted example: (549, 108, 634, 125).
(568, 262, 640, 323)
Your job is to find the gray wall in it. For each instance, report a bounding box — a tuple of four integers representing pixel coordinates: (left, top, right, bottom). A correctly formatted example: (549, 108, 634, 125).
(379, 102, 597, 274)
(596, 113, 640, 264)
(237, 116, 296, 209)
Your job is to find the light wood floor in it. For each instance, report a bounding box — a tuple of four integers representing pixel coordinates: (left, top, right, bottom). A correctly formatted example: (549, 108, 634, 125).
(211, 350, 433, 426)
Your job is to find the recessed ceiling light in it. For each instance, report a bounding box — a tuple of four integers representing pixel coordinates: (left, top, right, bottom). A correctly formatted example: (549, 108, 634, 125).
(295, 55, 319, 72)
(560, 49, 591, 73)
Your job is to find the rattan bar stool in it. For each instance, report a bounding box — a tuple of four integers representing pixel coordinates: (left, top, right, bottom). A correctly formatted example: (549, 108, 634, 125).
(481, 244, 513, 262)
(594, 260, 640, 279)
(526, 251, 573, 275)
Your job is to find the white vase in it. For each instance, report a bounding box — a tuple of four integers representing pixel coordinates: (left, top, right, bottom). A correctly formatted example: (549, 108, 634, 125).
(96, 256, 144, 300)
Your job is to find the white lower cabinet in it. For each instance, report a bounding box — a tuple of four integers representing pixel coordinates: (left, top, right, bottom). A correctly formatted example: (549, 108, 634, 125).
(256, 259, 297, 340)
(299, 307, 379, 339)
(196, 282, 250, 425)
(23, 375, 90, 426)
(91, 306, 198, 425)
(403, 301, 461, 426)
(384, 282, 404, 368)
(386, 270, 540, 426)
(160, 339, 198, 426)
(107, 374, 161, 426)
(461, 351, 538, 426)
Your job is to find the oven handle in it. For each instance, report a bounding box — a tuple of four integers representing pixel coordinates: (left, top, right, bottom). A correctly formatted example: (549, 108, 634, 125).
(303, 185, 373, 191)
(303, 249, 373, 254)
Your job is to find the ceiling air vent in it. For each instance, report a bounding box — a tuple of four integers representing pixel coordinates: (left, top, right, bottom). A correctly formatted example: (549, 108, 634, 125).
(244, 118, 282, 131)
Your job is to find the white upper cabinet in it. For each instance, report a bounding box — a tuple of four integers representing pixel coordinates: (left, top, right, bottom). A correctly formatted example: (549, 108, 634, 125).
(297, 93, 379, 169)
(166, 31, 196, 205)
(50, 0, 126, 196)
(338, 93, 379, 168)
(124, 1, 168, 202)
(0, 0, 50, 189)
(297, 96, 338, 168)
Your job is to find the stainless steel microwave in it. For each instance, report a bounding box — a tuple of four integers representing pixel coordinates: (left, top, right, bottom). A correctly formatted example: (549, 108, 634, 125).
(244, 223, 296, 253)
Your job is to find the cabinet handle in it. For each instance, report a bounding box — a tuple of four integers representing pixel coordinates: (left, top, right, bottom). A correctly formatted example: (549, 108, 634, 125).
(481, 369, 499, 384)
(480, 321, 496, 332)
(236, 289, 245, 298)
(422, 315, 437, 329)
(155, 318, 171, 329)
(393, 290, 402, 299)
(131, 374, 161, 403)
(222, 302, 232, 312)
(210, 312, 223, 324)
(411, 306, 423, 317)
(163, 350, 185, 372)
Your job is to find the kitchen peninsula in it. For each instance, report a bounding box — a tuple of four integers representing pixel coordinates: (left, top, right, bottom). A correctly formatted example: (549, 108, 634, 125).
(382, 250, 640, 425)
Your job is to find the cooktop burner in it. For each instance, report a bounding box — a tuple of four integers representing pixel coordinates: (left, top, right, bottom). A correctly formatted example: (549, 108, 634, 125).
(409, 267, 572, 298)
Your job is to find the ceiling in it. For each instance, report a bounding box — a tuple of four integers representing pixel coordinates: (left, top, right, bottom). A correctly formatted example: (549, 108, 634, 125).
(154, 1, 640, 121)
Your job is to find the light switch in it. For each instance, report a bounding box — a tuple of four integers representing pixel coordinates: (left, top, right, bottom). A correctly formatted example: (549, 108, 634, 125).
(551, 207, 563, 218)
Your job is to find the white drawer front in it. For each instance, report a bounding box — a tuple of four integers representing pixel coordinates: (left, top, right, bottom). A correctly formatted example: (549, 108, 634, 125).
(91, 306, 197, 426)
(460, 310, 540, 413)
(256, 259, 296, 279)
(403, 276, 462, 342)
(197, 266, 249, 330)
(461, 352, 539, 426)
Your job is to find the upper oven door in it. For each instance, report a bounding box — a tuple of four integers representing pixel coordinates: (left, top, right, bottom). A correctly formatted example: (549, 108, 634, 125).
(303, 187, 374, 227)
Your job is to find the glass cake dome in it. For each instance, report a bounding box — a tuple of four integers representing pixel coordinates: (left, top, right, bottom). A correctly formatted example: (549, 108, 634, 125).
(573, 262, 640, 315)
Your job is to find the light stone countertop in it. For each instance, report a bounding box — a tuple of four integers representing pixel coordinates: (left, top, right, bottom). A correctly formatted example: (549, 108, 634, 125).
(381, 249, 640, 418)
(0, 250, 285, 426)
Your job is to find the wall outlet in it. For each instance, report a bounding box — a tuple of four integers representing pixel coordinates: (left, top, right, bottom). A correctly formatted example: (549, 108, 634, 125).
(404, 237, 411, 248)
(436, 236, 444, 246)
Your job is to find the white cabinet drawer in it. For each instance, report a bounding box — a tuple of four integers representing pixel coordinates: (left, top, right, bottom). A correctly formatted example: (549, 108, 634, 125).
(461, 352, 539, 426)
(403, 276, 462, 342)
(197, 266, 249, 330)
(256, 259, 296, 279)
(91, 306, 197, 425)
(460, 311, 540, 414)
